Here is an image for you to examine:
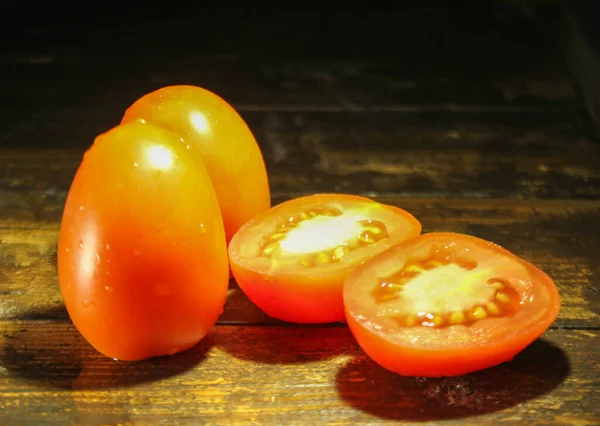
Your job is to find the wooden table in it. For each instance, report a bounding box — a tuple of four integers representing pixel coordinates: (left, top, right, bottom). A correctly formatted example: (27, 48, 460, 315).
(1, 3, 599, 425)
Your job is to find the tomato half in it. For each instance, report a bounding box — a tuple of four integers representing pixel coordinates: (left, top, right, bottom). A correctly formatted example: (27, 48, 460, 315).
(344, 232, 561, 377)
(57, 120, 229, 361)
(228, 194, 422, 323)
(121, 85, 271, 243)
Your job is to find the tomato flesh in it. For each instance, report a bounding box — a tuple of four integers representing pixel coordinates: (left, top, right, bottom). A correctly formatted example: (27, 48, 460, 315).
(57, 121, 229, 361)
(122, 85, 271, 243)
(228, 194, 422, 323)
(344, 232, 561, 377)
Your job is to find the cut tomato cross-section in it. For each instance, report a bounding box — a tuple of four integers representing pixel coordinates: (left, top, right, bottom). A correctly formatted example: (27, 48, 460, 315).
(228, 194, 422, 323)
(344, 232, 561, 377)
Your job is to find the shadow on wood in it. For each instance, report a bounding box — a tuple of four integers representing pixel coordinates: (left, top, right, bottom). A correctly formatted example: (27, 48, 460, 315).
(215, 325, 355, 364)
(0, 318, 211, 390)
(335, 338, 570, 421)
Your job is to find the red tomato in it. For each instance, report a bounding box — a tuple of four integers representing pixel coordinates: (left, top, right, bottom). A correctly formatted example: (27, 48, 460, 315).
(121, 85, 271, 244)
(344, 232, 561, 377)
(228, 194, 422, 323)
(57, 120, 229, 361)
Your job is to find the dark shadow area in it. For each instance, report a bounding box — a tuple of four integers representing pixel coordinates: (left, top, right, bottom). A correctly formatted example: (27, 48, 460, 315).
(8, 304, 69, 321)
(336, 338, 570, 421)
(215, 324, 355, 364)
(1, 316, 212, 390)
(217, 278, 277, 325)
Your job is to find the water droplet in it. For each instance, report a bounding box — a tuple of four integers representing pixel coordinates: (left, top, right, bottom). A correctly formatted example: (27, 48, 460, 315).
(105, 271, 111, 276)
(179, 137, 185, 142)
(112, 357, 119, 361)
(95, 253, 100, 265)
(133, 249, 142, 256)
(105, 243, 110, 251)
(79, 240, 84, 248)
(79, 205, 85, 211)
(133, 162, 139, 167)
(81, 299, 91, 308)
(105, 285, 113, 292)
(186, 144, 190, 150)
(199, 223, 206, 234)
(65, 247, 70, 252)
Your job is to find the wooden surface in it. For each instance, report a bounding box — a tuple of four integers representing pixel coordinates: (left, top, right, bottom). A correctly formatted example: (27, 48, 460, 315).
(1, 2, 600, 425)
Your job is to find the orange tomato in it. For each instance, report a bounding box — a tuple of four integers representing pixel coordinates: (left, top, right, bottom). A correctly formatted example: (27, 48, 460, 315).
(228, 194, 422, 323)
(57, 120, 229, 361)
(344, 232, 561, 377)
(121, 85, 271, 244)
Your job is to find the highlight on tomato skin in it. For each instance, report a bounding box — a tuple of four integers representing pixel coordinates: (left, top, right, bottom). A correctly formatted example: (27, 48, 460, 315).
(228, 193, 423, 324)
(343, 232, 561, 377)
(121, 85, 271, 244)
(57, 120, 230, 361)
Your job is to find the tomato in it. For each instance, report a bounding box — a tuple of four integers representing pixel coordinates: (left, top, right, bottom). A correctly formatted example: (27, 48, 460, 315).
(57, 120, 229, 361)
(344, 232, 561, 377)
(228, 194, 422, 323)
(121, 85, 271, 244)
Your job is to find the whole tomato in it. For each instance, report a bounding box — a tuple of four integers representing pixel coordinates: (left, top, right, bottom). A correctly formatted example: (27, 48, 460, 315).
(57, 120, 229, 361)
(122, 85, 271, 243)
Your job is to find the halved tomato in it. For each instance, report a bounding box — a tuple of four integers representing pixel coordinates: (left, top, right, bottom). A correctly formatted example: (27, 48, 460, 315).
(228, 194, 422, 323)
(344, 232, 561, 377)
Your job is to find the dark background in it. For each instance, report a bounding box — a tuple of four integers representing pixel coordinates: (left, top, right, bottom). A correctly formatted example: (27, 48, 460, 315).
(1, 1, 599, 132)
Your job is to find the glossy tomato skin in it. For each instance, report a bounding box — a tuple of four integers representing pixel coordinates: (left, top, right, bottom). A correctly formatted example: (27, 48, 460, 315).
(344, 232, 561, 377)
(121, 85, 271, 244)
(57, 120, 229, 361)
(228, 194, 422, 324)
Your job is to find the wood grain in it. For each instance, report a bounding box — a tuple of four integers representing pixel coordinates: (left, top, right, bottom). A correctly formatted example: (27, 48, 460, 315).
(1, 111, 598, 199)
(0, 322, 597, 425)
(1, 198, 598, 328)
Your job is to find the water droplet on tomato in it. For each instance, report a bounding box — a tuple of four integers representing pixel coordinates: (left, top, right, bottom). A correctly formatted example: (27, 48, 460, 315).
(133, 162, 139, 167)
(79, 205, 85, 211)
(65, 247, 70, 252)
(81, 299, 91, 308)
(199, 223, 206, 234)
(105, 243, 110, 251)
(95, 253, 100, 265)
(79, 240, 84, 248)
(105, 285, 113, 292)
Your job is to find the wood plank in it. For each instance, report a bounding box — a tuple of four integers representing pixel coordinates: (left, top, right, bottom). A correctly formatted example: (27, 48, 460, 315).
(1, 112, 598, 199)
(0, 323, 597, 425)
(1, 198, 598, 328)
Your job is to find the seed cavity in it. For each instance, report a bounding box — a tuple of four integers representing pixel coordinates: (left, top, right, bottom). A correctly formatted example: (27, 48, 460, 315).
(372, 258, 520, 328)
(259, 206, 389, 267)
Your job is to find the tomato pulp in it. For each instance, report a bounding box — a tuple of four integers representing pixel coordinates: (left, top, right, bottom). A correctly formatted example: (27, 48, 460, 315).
(122, 85, 271, 243)
(228, 194, 422, 323)
(344, 232, 561, 377)
(57, 120, 229, 361)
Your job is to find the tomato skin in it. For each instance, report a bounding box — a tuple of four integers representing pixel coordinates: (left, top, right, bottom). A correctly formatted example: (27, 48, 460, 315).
(344, 232, 561, 377)
(228, 194, 422, 324)
(230, 258, 352, 323)
(121, 85, 271, 244)
(57, 121, 229, 361)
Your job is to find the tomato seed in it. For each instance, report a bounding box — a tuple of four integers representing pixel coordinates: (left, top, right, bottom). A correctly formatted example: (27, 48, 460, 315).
(487, 301, 501, 315)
